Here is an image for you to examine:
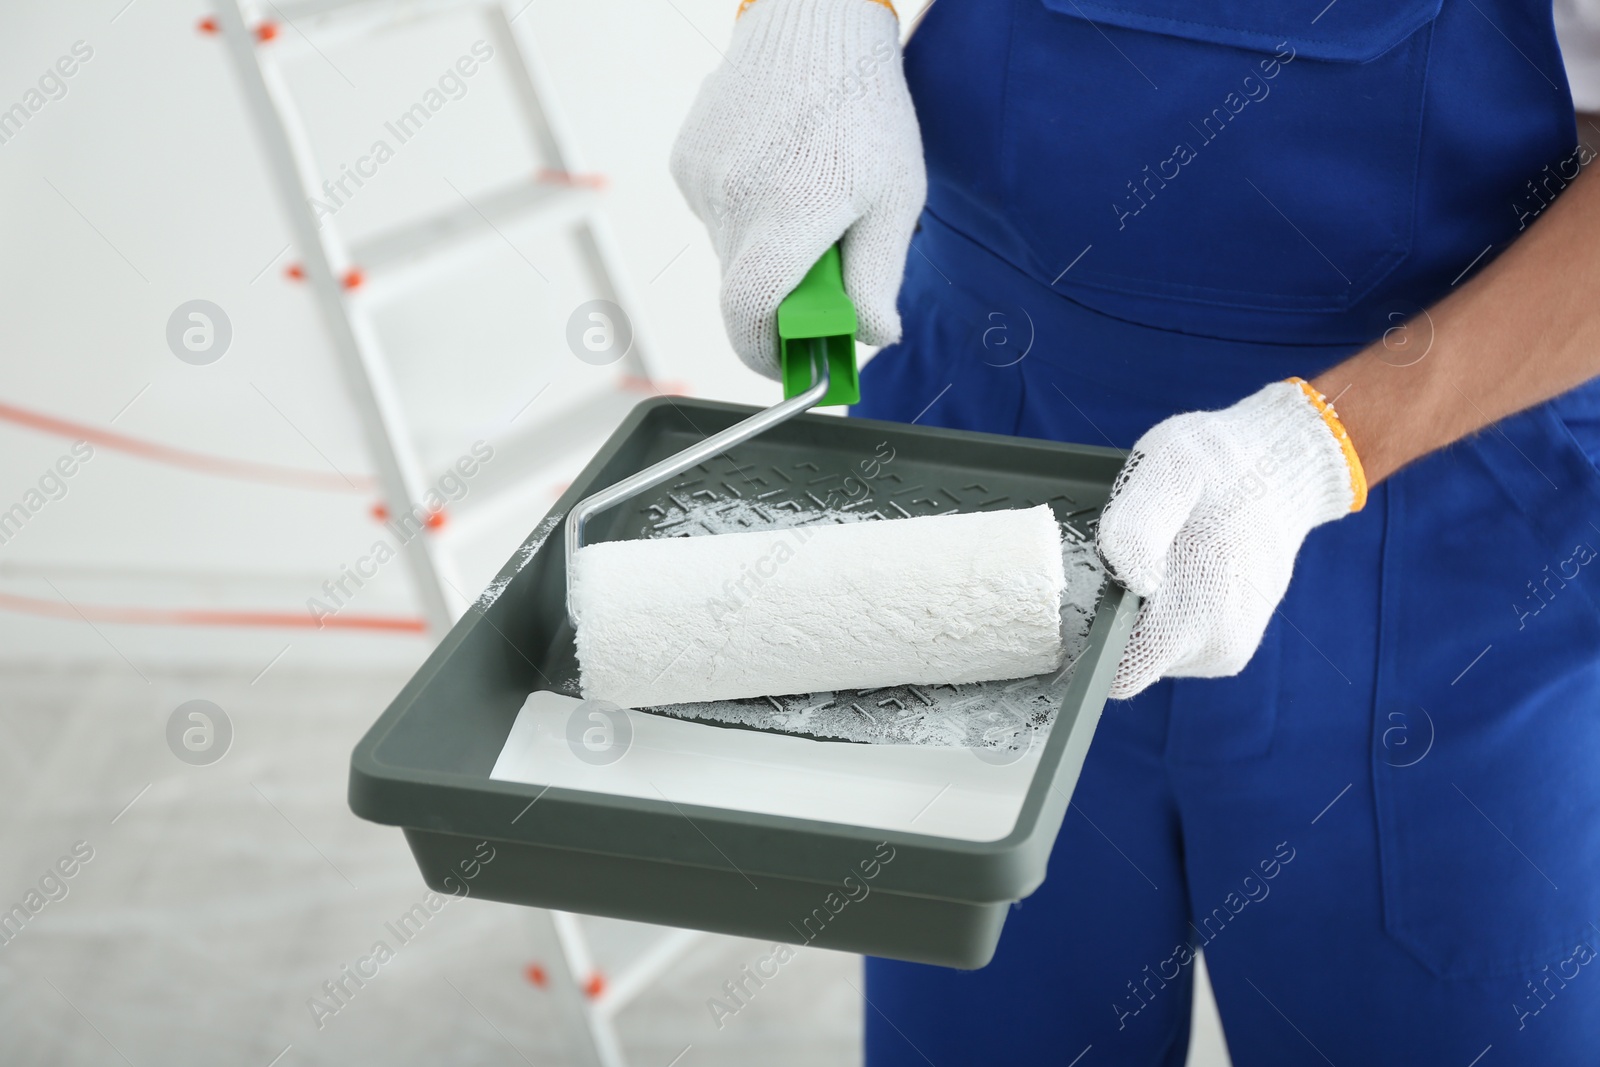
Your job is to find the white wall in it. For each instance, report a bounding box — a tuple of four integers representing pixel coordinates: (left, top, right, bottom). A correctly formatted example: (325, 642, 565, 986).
(0, 0, 828, 670)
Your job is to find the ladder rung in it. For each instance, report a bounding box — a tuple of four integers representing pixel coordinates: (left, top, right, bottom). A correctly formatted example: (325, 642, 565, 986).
(435, 383, 648, 545)
(348, 177, 598, 279)
(264, 0, 481, 28)
(248, 0, 491, 62)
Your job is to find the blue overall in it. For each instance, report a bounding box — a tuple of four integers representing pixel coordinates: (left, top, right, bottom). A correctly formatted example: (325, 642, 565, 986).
(852, 1, 1600, 1062)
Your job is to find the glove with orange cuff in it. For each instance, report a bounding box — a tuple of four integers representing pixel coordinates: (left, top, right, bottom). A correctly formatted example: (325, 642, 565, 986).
(1096, 378, 1368, 699)
(669, 0, 925, 377)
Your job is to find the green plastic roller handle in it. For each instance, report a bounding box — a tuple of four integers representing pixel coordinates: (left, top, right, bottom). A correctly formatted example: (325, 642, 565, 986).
(776, 244, 861, 407)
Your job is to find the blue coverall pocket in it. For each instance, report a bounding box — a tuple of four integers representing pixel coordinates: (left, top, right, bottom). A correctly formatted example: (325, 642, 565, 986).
(1005, 0, 1440, 317)
(1374, 402, 1600, 979)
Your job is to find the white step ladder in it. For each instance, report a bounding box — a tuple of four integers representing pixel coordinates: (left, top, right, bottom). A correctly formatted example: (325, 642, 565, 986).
(211, 2, 699, 1062)
(213, 0, 659, 631)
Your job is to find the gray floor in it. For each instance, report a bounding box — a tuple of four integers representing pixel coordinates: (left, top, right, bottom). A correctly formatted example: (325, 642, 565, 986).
(0, 664, 1227, 1066)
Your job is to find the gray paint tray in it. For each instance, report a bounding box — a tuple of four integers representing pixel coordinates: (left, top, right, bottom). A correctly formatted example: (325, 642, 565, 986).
(349, 398, 1137, 969)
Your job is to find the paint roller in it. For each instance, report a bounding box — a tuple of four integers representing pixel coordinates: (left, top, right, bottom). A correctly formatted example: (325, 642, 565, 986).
(567, 247, 1068, 707)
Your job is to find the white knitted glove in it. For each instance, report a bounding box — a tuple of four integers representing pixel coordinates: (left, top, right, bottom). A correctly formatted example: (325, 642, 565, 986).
(670, 0, 925, 377)
(1096, 379, 1367, 699)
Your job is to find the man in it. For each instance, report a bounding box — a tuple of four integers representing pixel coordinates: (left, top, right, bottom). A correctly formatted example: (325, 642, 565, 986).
(672, 0, 1600, 1060)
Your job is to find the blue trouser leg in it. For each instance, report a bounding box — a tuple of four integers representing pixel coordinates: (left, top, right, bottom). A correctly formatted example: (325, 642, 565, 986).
(865, 682, 1194, 1066)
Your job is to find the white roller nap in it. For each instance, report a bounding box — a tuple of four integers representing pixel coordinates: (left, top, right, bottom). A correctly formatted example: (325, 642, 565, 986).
(572, 505, 1067, 707)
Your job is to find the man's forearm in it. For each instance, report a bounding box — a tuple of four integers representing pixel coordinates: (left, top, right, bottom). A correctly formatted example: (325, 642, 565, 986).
(1313, 115, 1600, 486)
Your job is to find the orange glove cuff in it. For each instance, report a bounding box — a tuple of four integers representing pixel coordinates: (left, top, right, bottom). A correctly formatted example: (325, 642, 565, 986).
(1287, 377, 1368, 513)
